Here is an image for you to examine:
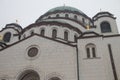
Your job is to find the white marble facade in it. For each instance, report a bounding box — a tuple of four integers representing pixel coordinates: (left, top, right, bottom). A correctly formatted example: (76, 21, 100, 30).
(0, 6, 120, 80)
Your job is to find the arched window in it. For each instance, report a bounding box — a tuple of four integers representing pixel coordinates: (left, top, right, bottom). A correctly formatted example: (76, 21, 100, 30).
(64, 31, 68, 41)
(18, 70, 40, 80)
(30, 30, 34, 35)
(48, 16, 51, 18)
(74, 34, 77, 42)
(3, 32, 11, 42)
(86, 43, 96, 58)
(56, 14, 59, 17)
(48, 77, 61, 80)
(40, 29, 45, 36)
(100, 21, 111, 33)
(52, 29, 57, 39)
(65, 14, 69, 18)
(82, 18, 85, 24)
(74, 15, 77, 20)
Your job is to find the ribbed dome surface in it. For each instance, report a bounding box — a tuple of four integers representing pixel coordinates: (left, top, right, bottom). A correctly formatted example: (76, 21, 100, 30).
(35, 6, 89, 23)
(47, 6, 85, 15)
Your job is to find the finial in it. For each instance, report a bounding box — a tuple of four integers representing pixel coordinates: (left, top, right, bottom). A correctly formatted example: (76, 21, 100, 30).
(100, 8, 102, 12)
(16, 19, 18, 23)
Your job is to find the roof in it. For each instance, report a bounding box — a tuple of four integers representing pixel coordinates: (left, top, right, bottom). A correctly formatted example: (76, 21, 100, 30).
(6, 23, 22, 30)
(47, 6, 85, 15)
(93, 12, 113, 18)
(36, 6, 89, 22)
(92, 11, 116, 21)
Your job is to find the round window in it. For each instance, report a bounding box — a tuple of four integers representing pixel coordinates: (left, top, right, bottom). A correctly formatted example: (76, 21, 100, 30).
(28, 47, 38, 57)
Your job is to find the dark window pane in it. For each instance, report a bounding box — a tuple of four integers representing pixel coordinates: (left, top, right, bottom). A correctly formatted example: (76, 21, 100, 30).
(74, 15, 77, 20)
(64, 31, 68, 41)
(86, 48, 90, 58)
(82, 18, 85, 24)
(100, 22, 111, 33)
(56, 14, 59, 17)
(41, 29, 45, 36)
(3, 32, 11, 42)
(74, 35, 77, 42)
(92, 47, 96, 57)
(65, 14, 69, 18)
(52, 29, 57, 38)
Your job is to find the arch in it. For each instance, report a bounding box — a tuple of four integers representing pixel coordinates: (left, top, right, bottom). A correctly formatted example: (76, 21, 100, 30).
(74, 34, 78, 42)
(56, 14, 60, 17)
(45, 72, 63, 80)
(65, 14, 69, 18)
(40, 28, 45, 36)
(52, 29, 57, 39)
(3, 32, 11, 42)
(100, 21, 111, 33)
(74, 15, 77, 20)
(48, 77, 61, 80)
(18, 70, 40, 80)
(48, 16, 51, 19)
(30, 30, 34, 35)
(64, 30, 69, 41)
(85, 43, 96, 58)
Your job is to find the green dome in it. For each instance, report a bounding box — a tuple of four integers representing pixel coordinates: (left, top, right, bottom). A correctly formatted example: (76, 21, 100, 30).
(35, 6, 89, 23)
(47, 6, 86, 15)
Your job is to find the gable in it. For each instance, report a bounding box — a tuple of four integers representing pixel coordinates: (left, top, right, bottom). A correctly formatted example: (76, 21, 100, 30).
(0, 34, 76, 52)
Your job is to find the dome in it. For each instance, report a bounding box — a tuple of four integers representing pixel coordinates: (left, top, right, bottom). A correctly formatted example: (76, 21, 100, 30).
(47, 6, 85, 15)
(36, 6, 88, 23)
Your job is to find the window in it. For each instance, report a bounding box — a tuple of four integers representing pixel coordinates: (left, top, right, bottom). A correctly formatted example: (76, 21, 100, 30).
(52, 29, 57, 39)
(48, 16, 51, 18)
(82, 18, 85, 24)
(86, 48, 90, 58)
(48, 77, 61, 80)
(74, 15, 77, 20)
(41, 29, 45, 36)
(92, 47, 96, 57)
(3, 32, 11, 42)
(30, 30, 34, 35)
(65, 14, 69, 18)
(64, 31, 68, 41)
(56, 14, 59, 17)
(86, 43, 96, 58)
(74, 34, 77, 42)
(18, 70, 40, 80)
(100, 21, 111, 33)
(28, 47, 38, 57)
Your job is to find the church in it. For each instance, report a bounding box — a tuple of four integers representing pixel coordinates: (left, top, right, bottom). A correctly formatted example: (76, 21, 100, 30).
(0, 6, 120, 80)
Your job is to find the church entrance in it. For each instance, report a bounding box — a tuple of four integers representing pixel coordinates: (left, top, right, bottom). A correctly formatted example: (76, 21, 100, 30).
(18, 70, 40, 80)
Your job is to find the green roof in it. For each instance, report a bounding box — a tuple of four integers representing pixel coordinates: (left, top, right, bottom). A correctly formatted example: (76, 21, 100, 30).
(47, 6, 85, 15)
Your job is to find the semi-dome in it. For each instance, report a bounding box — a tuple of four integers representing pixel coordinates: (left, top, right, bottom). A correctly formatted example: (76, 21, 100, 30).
(5, 23, 22, 32)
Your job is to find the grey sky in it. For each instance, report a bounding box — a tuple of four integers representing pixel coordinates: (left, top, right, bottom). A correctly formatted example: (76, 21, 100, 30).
(0, 0, 120, 31)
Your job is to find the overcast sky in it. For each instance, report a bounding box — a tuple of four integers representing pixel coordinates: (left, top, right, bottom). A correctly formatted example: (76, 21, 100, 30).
(0, 0, 120, 31)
